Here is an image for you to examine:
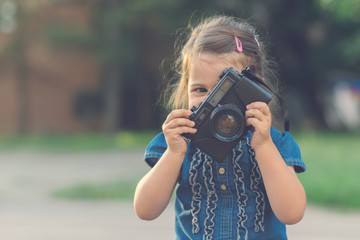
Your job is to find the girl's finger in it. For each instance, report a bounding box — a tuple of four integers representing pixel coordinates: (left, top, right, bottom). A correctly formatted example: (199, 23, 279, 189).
(245, 108, 267, 121)
(174, 126, 197, 136)
(166, 118, 195, 130)
(164, 109, 192, 124)
(164, 126, 197, 140)
(246, 117, 268, 133)
(246, 102, 270, 116)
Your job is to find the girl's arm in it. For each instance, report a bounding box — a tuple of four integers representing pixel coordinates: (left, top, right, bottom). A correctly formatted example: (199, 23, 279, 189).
(253, 143, 306, 224)
(134, 109, 196, 220)
(134, 149, 184, 220)
(246, 102, 306, 225)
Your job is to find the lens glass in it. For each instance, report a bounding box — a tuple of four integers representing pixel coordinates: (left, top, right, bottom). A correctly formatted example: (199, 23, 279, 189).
(210, 104, 245, 142)
(216, 114, 238, 136)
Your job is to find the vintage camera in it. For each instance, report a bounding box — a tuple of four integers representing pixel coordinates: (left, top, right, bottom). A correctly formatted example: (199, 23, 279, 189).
(183, 67, 273, 163)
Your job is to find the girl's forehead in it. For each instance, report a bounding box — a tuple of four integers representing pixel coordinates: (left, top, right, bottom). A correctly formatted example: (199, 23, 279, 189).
(190, 52, 246, 74)
(192, 52, 228, 63)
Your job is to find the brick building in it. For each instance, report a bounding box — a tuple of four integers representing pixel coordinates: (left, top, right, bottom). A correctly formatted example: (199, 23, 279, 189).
(0, 2, 103, 134)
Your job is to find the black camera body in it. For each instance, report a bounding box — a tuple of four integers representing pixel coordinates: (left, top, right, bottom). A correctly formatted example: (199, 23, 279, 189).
(183, 67, 272, 163)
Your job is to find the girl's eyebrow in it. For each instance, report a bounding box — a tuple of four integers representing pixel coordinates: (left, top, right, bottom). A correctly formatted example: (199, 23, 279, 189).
(189, 82, 206, 88)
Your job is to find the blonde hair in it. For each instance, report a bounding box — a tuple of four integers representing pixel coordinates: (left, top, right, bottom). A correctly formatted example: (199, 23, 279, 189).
(163, 15, 277, 110)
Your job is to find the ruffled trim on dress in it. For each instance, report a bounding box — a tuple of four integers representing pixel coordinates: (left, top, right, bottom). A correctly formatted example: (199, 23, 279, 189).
(189, 148, 204, 234)
(203, 153, 218, 239)
(233, 142, 249, 240)
(189, 148, 218, 239)
(247, 137, 265, 233)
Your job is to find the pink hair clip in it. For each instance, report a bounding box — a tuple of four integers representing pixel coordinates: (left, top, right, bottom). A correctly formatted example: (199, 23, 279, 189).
(234, 36, 243, 52)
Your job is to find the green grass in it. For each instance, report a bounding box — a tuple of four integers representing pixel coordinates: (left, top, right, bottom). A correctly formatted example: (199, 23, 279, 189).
(5, 129, 358, 209)
(52, 179, 138, 201)
(0, 130, 156, 202)
(0, 130, 157, 151)
(294, 130, 360, 210)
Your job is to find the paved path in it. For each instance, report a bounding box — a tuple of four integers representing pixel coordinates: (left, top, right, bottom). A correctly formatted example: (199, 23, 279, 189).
(0, 150, 359, 239)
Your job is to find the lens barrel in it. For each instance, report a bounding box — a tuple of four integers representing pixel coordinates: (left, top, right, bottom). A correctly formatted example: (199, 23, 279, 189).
(210, 104, 245, 142)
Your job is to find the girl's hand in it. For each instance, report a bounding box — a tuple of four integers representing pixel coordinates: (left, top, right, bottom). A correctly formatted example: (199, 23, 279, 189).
(162, 109, 197, 155)
(245, 102, 272, 148)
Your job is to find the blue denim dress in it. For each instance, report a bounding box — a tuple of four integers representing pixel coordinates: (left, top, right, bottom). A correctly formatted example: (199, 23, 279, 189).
(144, 128, 306, 240)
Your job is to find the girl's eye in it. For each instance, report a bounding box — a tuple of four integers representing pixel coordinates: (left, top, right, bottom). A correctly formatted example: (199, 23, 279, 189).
(195, 88, 207, 93)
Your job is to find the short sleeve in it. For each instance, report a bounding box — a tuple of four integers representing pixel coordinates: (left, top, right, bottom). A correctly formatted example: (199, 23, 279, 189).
(271, 128, 306, 173)
(144, 132, 167, 167)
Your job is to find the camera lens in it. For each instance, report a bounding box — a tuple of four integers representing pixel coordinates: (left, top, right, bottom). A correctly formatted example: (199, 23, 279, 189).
(216, 114, 238, 135)
(210, 104, 245, 142)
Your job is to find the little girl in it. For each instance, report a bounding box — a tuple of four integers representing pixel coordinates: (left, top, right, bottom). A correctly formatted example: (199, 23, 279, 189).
(134, 15, 306, 240)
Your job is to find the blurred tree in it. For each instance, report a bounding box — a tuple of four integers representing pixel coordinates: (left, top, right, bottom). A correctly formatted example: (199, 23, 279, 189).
(94, 0, 123, 133)
(91, 0, 219, 131)
(215, 0, 360, 127)
(0, 0, 101, 134)
(264, 0, 360, 127)
(316, 0, 360, 69)
(0, 0, 34, 133)
(1, 0, 360, 132)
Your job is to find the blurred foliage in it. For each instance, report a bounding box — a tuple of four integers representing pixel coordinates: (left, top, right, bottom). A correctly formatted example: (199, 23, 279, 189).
(0, 130, 157, 151)
(1, 0, 360, 130)
(92, 0, 190, 66)
(46, 22, 97, 49)
(340, 31, 360, 64)
(317, 0, 360, 22)
(314, 0, 360, 69)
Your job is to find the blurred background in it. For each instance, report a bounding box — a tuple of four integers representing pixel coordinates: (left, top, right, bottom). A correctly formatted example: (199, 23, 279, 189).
(0, 0, 359, 134)
(0, 0, 359, 239)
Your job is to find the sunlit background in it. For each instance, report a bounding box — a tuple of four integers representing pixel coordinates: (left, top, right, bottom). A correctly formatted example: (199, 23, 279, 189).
(0, 0, 359, 239)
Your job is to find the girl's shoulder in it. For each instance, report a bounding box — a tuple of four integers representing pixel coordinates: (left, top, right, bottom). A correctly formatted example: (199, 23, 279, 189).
(270, 127, 298, 146)
(144, 132, 167, 167)
(270, 127, 306, 173)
